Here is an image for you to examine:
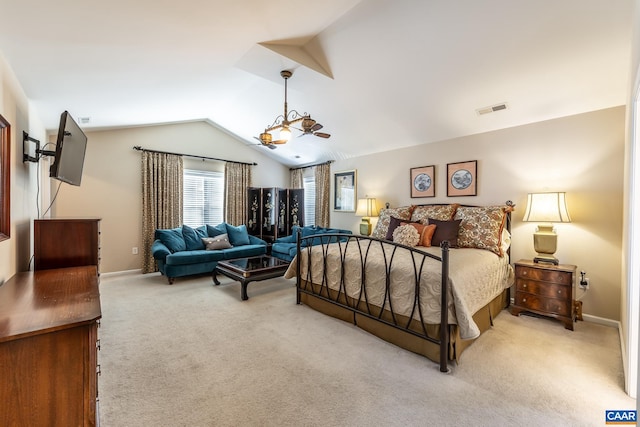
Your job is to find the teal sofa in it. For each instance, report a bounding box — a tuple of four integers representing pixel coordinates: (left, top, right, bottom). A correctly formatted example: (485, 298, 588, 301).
(152, 223, 267, 284)
(271, 225, 353, 262)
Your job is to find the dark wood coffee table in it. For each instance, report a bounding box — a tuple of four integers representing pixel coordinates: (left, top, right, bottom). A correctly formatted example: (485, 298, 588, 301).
(213, 255, 290, 300)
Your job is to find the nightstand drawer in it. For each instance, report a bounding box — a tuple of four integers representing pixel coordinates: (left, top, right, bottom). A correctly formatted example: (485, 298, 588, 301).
(514, 292, 571, 317)
(515, 279, 570, 299)
(515, 265, 572, 286)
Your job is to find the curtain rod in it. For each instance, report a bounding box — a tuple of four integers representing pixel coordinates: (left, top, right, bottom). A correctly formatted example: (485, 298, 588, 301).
(132, 146, 257, 166)
(289, 160, 334, 171)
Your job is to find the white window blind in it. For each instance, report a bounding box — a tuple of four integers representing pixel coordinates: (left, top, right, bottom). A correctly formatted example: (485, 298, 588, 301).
(303, 175, 316, 226)
(183, 169, 224, 227)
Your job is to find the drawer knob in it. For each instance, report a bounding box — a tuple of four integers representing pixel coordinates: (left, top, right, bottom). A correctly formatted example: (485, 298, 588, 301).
(522, 271, 528, 276)
(523, 298, 527, 303)
(558, 290, 561, 294)
(523, 284, 527, 288)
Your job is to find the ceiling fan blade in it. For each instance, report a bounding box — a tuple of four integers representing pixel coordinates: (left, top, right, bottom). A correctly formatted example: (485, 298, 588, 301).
(311, 123, 323, 131)
(272, 139, 288, 144)
(314, 132, 331, 139)
(253, 136, 277, 149)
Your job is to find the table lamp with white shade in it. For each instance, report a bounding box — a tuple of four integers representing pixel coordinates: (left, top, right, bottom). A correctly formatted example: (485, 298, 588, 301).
(522, 192, 571, 265)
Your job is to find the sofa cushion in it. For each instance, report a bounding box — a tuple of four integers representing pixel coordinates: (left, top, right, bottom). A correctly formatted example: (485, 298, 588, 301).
(202, 233, 232, 250)
(165, 250, 225, 266)
(222, 245, 266, 259)
(272, 242, 294, 255)
(207, 223, 227, 238)
(225, 224, 251, 246)
(301, 226, 321, 238)
(155, 227, 186, 253)
(182, 225, 207, 250)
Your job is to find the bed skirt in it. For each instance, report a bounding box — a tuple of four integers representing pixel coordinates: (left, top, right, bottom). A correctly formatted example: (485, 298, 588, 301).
(298, 282, 509, 364)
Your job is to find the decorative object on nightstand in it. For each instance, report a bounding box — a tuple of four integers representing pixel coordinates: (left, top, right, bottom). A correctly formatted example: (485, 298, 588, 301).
(511, 259, 576, 330)
(522, 192, 571, 265)
(355, 196, 378, 236)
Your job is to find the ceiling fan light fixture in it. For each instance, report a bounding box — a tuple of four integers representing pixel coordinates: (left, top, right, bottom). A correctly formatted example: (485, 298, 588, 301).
(254, 70, 330, 147)
(260, 131, 273, 144)
(302, 116, 316, 132)
(280, 126, 292, 141)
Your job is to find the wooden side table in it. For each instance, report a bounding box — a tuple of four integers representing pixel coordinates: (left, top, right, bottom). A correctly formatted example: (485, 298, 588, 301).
(511, 259, 576, 330)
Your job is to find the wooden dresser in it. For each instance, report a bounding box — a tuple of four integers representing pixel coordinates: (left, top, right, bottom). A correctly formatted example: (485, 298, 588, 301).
(0, 266, 101, 426)
(34, 218, 101, 273)
(511, 259, 576, 330)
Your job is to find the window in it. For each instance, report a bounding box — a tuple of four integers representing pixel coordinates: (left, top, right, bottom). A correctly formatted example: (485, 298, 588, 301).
(303, 175, 316, 226)
(183, 169, 223, 227)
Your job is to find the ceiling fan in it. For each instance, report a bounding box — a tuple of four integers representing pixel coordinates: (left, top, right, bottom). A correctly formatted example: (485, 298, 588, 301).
(255, 70, 330, 148)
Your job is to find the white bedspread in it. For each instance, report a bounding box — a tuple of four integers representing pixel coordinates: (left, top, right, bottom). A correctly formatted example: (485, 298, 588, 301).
(284, 241, 513, 339)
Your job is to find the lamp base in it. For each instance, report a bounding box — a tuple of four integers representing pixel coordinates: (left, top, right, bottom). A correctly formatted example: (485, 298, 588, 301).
(360, 219, 372, 236)
(533, 224, 559, 265)
(534, 254, 559, 265)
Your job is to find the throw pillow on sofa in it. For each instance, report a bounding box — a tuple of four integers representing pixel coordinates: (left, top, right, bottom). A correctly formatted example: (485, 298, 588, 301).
(202, 233, 232, 250)
(182, 225, 208, 250)
(207, 223, 227, 238)
(225, 224, 250, 246)
(155, 227, 186, 253)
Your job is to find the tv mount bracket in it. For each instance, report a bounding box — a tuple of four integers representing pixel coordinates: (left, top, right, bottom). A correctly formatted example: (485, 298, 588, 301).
(23, 131, 56, 163)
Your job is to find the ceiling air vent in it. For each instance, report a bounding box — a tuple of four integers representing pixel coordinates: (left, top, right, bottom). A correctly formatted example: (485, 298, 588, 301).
(476, 103, 508, 116)
(78, 117, 91, 124)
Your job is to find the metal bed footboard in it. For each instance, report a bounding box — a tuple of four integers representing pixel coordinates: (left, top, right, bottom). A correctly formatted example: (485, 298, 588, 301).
(295, 233, 451, 373)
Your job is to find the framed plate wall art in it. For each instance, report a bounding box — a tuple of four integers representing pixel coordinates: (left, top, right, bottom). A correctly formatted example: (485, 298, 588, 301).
(410, 165, 435, 198)
(447, 160, 477, 197)
(334, 170, 357, 212)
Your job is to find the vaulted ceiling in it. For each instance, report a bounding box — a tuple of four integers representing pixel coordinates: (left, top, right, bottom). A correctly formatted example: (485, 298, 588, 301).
(0, 0, 633, 167)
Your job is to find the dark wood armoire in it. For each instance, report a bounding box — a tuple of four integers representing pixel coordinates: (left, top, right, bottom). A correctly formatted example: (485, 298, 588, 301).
(247, 187, 304, 243)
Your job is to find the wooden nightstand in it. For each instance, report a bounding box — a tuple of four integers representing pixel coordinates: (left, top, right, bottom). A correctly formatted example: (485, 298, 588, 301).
(511, 259, 576, 330)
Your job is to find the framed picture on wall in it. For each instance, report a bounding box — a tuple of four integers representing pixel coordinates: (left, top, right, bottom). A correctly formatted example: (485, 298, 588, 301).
(410, 165, 435, 198)
(447, 160, 477, 197)
(334, 170, 356, 212)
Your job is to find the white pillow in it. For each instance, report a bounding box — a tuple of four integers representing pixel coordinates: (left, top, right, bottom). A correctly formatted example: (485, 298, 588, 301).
(392, 224, 420, 247)
(501, 228, 511, 254)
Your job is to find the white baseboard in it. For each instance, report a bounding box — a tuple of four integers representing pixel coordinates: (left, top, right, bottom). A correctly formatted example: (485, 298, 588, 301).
(100, 269, 143, 278)
(582, 313, 620, 329)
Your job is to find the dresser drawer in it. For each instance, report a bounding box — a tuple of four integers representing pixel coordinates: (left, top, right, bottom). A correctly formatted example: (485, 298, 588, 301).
(514, 292, 571, 317)
(515, 265, 572, 285)
(515, 279, 571, 299)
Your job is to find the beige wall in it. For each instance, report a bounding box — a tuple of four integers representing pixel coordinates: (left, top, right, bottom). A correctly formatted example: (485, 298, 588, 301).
(0, 53, 44, 282)
(50, 120, 289, 273)
(330, 106, 625, 321)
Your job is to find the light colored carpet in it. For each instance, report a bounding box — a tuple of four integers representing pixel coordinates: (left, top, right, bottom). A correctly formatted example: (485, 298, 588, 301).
(98, 272, 634, 426)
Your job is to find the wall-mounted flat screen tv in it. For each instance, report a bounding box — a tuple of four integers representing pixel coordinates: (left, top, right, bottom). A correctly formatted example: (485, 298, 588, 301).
(49, 111, 87, 186)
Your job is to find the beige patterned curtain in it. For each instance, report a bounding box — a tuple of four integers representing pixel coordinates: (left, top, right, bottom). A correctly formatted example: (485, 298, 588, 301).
(290, 168, 304, 189)
(141, 151, 183, 273)
(224, 162, 252, 225)
(315, 163, 331, 227)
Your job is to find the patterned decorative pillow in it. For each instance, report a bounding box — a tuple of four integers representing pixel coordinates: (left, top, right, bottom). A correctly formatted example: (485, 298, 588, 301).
(371, 206, 416, 239)
(454, 205, 514, 256)
(410, 204, 459, 223)
(401, 222, 437, 247)
(392, 224, 420, 247)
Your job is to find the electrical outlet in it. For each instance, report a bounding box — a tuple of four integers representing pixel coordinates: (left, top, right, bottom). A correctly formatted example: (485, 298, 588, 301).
(132, 247, 139, 255)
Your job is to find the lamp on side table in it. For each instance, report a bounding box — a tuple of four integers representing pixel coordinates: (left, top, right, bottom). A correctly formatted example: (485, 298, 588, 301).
(522, 192, 571, 265)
